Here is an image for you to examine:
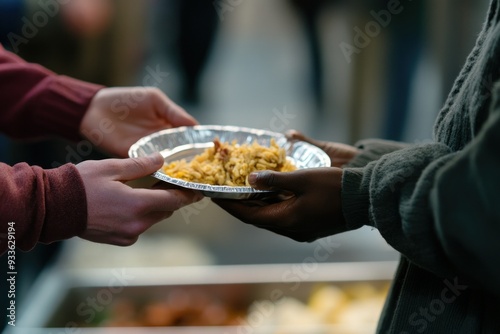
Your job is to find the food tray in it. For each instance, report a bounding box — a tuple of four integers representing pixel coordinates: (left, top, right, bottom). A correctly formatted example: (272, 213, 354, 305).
(7, 262, 397, 334)
(128, 125, 331, 199)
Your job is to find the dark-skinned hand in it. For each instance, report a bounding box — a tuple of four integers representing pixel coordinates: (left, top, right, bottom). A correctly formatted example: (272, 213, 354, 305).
(286, 130, 359, 168)
(213, 167, 347, 242)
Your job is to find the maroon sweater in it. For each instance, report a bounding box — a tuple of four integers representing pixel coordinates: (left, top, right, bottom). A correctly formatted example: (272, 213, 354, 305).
(0, 45, 103, 254)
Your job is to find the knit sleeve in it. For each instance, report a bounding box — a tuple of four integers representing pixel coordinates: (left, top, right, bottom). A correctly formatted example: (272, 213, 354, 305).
(0, 162, 88, 255)
(347, 139, 410, 168)
(341, 85, 500, 293)
(430, 83, 500, 292)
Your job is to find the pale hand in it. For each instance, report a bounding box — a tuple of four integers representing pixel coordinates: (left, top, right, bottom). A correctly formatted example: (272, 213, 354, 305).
(80, 87, 198, 158)
(77, 153, 203, 246)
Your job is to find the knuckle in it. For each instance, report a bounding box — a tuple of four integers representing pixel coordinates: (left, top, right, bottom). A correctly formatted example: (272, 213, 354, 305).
(130, 199, 148, 216)
(286, 216, 300, 230)
(124, 221, 148, 239)
(162, 212, 174, 220)
(167, 190, 195, 210)
(166, 192, 183, 209)
(259, 171, 276, 188)
(119, 236, 139, 247)
(128, 157, 149, 174)
(101, 159, 123, 174)
(290, 235, 308, 243)
(148, 87, 165, 101)
(148, 86, 163, 95)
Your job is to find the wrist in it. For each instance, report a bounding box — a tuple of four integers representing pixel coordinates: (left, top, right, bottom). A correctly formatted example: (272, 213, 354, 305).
(341, 167, 371, 230)
(79, 88, 106, 139)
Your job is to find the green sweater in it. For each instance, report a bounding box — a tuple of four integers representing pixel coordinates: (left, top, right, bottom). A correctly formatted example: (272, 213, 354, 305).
(341, 1, 500, 332)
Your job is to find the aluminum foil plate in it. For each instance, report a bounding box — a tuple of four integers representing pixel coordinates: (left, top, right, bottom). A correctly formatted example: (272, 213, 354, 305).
(128, 125, 331, 199)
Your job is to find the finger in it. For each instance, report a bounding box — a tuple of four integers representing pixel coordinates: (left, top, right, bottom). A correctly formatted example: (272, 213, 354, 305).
(81, 231, 139, 247)
(139, 210, 176, 228)
(151, 181, 184, 191)
(117, 210, 178, 242)
(285, 129, 307, 141)
(114, 153, 164, 181)
(213, 198, 292, 227)
(154, 91, 198, 126)
(248, 171, 286, 191)
(151, 181, 204, 201)
(215, 199, 316, 242)
(253, 224, 312, 242)
(286, 129, 328, 150)
(248, 169, 311, 193)
(131, 188, 203, 213)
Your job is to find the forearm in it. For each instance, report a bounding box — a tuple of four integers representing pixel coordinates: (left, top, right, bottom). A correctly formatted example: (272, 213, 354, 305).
(342, 143, 457, 271)
(342, 102, 500, 293)
(0, 162, 88, 255)
(341, 138, 412, 223)
(0, 45, 103, 141)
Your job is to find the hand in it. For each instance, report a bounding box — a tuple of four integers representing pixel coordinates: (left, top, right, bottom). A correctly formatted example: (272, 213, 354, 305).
(76, 153, 203, 246)
(80, 87, 198, 158)
(286, 130, 359, 168)
(213, 168, 347, 242)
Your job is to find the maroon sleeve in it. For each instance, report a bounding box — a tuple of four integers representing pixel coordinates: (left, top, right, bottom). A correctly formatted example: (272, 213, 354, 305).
(0, 44, 104, 141)
(0, 162, 88, 254)
(0, 45, 104, 254)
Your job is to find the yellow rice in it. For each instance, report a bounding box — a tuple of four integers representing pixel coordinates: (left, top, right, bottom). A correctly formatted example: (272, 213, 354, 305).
(161, 138, 296, 186)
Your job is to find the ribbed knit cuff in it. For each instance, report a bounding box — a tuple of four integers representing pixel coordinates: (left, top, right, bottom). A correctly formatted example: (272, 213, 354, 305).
(39, 164, 88, 244)
(347, 139, 409, 168)
(341, 167, 371, 230)
(37, 75, 104, 142)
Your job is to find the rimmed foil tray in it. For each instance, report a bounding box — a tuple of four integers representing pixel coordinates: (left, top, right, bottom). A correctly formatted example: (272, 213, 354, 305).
(128, 125, 331, 199)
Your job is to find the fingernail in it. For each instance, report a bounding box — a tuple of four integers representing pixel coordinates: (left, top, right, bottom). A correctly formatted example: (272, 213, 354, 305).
(285, 129, 296, 137)
(248, 173, 259, 186)
(148, 153, 164, 165)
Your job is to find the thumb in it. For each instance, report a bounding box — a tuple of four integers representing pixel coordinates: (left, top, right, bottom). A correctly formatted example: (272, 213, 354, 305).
(155, 93, 198, 127)
(248, 170, 296, 192)
(115, 153, 164, 181)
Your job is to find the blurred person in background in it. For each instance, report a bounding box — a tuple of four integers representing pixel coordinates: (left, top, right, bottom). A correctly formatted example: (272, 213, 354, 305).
(0, 0, 24, 162)
(342, 0, 427, 142)
(379, 0, 425, 141)
(286, 0, 426, 141)
(288, 0, 329, 114)
(216, 0, 500, 332)
(150, 0, 220, 106)
(0, 0, 24, 48)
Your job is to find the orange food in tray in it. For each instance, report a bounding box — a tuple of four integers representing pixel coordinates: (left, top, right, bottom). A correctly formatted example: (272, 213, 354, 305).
(162, 138, 296, 186)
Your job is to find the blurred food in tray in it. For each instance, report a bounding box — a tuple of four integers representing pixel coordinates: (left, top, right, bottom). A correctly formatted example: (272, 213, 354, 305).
(246, 283, 389, 334)
(62, 281, 389, 332)
(14, 262, 396, 334)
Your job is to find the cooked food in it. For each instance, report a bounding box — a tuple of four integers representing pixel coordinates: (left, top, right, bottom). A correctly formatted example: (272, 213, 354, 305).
(161, 138, 296, 186)
(79, 282, 390, 329)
